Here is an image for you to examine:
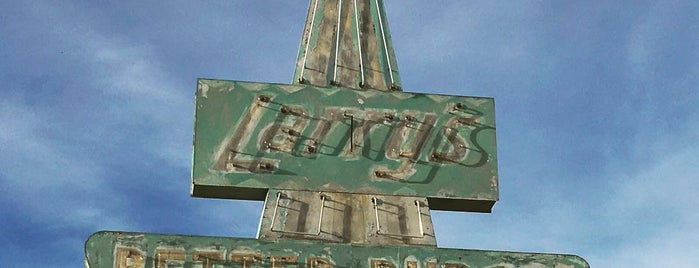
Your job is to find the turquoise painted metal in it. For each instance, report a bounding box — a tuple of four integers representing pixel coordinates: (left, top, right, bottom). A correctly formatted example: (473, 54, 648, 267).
(86, 231, 589, 268)
(192, 79, 498, 212)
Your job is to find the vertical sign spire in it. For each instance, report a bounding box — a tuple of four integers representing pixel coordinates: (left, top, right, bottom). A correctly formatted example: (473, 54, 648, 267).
(86, 2, 589, 267)
(293, 0, 402, 91)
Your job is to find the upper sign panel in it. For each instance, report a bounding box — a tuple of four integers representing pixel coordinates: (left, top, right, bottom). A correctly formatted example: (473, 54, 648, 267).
(192, 79, 498, 212)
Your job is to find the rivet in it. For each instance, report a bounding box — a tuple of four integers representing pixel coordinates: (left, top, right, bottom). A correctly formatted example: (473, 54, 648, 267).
(283, 129, 300, 136)
(280, 106, 290, 114)
(257, 95, 271, 102)
(259, 163, 273, 170)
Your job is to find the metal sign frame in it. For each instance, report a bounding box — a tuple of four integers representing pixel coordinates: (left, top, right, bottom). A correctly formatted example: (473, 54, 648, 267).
(86, 231, 590, 268)
(192, 79, 498, 212)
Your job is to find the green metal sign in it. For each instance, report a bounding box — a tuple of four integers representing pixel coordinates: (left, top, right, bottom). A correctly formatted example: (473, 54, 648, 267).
(86, 231, 589, 268)
(192, 79, 498, 212)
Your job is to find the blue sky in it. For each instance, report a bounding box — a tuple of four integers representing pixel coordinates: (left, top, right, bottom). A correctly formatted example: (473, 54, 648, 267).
(1, 1, 698, 267)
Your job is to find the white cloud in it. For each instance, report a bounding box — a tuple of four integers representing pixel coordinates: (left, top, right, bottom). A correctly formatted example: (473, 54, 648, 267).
(386, 1, 544, 71)
(0, 96, 100, 188)
(598, 121, 699, 266)
(610, 226, 699, 266)
(0, 94, 127, 230)
(0, 0, 192, 231)
(82, 36, 193, 169)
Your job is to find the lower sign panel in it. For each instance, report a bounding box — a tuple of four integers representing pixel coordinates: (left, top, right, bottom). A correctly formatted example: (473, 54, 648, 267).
(192, 79, 498, 212)
(85, 231, 589, 268)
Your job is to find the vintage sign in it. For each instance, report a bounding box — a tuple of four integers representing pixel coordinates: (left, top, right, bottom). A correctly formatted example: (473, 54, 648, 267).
(192, 79, 498, 212)
(85, 231, 589, 268)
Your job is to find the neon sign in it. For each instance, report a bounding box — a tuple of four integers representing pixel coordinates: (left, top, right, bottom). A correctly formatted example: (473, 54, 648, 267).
(192, 79, 498, 211)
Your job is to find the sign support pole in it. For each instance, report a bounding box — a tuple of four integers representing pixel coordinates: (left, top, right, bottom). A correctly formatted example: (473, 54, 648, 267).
(259, 0, 434, 247)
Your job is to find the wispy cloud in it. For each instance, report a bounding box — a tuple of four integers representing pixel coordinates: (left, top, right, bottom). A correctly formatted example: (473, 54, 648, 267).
(599, 125, 699, 266)
(2, 1, 698, 267)
(1, 1, 261, 266)
(0, 92, 117, 227)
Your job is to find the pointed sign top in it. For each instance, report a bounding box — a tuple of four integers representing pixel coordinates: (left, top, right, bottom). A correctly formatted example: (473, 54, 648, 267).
(293, 0, 402, 91)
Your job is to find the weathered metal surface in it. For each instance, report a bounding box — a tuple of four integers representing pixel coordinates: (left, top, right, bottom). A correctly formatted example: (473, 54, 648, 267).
(192, 79, 498, 212)
(85, 231, 589, 268)
(293, 0, 401, 91)
(257, 190, 436, 246)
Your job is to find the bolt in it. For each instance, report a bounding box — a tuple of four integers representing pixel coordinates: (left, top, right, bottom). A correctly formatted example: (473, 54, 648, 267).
(283, 129, 299, 136)
(384, 113, 394, 121)
(306, 146, 316, 153)
(374, 170, 388, 178)
(257, 95, 271, 102)
(259, 163, 273, 170)
(280, 106, 290, 114)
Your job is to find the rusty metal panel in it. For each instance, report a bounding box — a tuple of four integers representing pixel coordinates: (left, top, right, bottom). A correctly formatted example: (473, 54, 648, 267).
(85, 231, 590, 268)
(192, 79, 498, 212)
(293, 0, 402, 91)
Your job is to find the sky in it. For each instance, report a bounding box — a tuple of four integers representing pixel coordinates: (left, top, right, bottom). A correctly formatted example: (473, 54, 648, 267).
(1, 0, 698, 267)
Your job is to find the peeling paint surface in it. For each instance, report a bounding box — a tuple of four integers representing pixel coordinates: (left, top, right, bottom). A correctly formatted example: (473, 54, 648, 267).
(293, 0, 402, 91)
(192, 79, 498, 212)
(86, 232, 589, 268)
